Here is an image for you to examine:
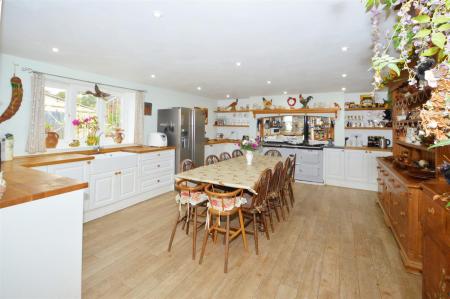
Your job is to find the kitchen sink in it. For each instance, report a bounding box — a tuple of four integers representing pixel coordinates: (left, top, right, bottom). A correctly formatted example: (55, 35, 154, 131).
(90, 151, 138, 174)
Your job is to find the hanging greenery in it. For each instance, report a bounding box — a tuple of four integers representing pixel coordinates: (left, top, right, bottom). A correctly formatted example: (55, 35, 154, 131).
(366, 0, 450, 148)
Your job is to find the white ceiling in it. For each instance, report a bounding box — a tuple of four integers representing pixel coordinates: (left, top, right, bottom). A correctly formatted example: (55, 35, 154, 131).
(0, 0, 377, 99)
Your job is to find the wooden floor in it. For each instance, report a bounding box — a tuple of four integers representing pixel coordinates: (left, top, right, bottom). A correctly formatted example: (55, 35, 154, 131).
(82, 183, 421, 299)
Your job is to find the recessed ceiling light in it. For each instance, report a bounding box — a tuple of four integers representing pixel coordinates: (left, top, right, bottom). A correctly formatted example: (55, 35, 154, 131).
(150, 74, 156, 78)
(341, 46, 348, 52)
(52, 47, 59, 53)
(153, 10, 162, 18)
(283, 91, 288, 95)
(342, 73, 347, 78)
(341, 87, 347, 91)
(235, 62, 241, 67)
(197, 86, 202, 91)
(226, 94, 230, 98)
(266, 80, 271, 84)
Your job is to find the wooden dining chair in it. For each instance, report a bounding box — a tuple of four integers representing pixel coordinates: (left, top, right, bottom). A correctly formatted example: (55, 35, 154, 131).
(199, 185, 248, 273)
(168, 179, 208, 260)
(232, 149, 243, 157)
(241, 168, 272, 255)
(266, 161, 288, 223)
(264, 149, 282, 157)
(219, 152, 232, 161)
(205, 154, 220, 165)
(180, 159, 195, 172)
(284, 154, 296, 207)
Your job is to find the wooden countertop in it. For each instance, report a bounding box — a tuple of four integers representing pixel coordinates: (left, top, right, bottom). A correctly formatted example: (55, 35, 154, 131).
(0, 146, 174, 209)
(345, 146, 392, 152)
(121, 146, 176, 153)
(206, 139, 240, 145)
(377, 157, 427, 188)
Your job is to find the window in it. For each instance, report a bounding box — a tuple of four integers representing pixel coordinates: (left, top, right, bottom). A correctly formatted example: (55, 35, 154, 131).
(44, 86, 67, 140)
(44, 80, 135, 149)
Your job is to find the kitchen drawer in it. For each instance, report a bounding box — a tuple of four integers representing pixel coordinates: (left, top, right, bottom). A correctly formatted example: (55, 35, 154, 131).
(141, 173, 173, 192)
(295, 163, 323, 183)
(297, 149, 321, 165)
(140, 150, 174, 161)
(141, 158, 174, 173)
(423, 195, 447, 235)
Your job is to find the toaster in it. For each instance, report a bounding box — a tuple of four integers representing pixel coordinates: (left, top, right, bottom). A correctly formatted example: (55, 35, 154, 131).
(147, 133, 168, 147)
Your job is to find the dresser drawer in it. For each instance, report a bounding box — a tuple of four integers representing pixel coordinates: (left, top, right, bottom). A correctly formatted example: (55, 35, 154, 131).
(140, 150, 174, 161)
(141, 173, 173, 192)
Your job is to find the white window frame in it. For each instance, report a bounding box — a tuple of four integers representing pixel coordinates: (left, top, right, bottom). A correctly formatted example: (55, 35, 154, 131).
(44, 79, 135, 150)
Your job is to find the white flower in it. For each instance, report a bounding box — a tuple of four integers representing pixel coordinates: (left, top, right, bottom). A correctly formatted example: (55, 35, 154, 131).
(424, 70, 438, 88)
(242, 140, 248, 145)
(428, 120, 438, 129)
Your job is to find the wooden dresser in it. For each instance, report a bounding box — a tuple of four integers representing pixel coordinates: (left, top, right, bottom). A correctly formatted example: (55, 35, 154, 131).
(421, 182, 450, 298)
(377, 158, 424, 273)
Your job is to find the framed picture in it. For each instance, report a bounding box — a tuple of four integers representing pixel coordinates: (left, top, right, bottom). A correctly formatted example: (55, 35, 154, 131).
(144, 102, 152, 116)
(360, 94, 374, 107)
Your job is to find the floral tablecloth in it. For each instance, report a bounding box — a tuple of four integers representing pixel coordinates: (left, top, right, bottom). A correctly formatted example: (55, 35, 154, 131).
(175, 154, 284, 194)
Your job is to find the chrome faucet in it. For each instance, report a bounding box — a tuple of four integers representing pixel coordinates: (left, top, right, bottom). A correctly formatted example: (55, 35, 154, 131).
(94, 132, 104, 153)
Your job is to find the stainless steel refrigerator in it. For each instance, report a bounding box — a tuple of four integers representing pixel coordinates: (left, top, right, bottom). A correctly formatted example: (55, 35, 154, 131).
(157, 107, 205, 173)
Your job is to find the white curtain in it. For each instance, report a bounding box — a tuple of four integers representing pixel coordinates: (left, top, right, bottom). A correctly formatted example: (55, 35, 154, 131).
(26, 72, 46, 153)
(134, 91, 145, 145)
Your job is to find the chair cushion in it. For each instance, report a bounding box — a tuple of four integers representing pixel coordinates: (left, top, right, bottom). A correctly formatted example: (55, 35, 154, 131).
(208, 196, 247, 212)
(175, 191, 208, 206)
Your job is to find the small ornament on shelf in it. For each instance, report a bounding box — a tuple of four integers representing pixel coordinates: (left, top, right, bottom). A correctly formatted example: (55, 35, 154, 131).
(287, 97, 296, 108)
(299, 94, 313, 108)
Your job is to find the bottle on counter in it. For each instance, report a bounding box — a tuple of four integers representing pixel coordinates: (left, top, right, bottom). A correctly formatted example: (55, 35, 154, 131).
(4, 134, 14, 161)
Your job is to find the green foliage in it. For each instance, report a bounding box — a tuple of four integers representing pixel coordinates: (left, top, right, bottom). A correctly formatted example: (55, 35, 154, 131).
(438, 23, 450, 32)
(413, 15, 430, 24)
(421, 47, 440, 57)
(432, 15, 450, 25)
(428, 139, 450, 149)
(432, 32, 446, 49)
(415, 29, 431, 39)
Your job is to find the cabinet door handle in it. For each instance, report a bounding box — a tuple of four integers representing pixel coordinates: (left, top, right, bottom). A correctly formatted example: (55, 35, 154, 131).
(393, 201, 399, 206)
(157, 164, 160, 168)
(87, 161, 91, 165)
(388, 178, 394, 182)
(400, 211, 406, 217)
(377, 166, 381, 169)
(157, 179, 160, 183)
(427, 207, 435, 215)
(399, 233, 405, 239)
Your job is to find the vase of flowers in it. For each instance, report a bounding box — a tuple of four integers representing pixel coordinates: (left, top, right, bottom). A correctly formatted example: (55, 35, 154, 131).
(72, 116, 100, 146)
(240, 137, 260, 165)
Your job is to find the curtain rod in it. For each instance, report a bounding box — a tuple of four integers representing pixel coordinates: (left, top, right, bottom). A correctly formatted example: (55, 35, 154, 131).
(20, 66, 147, 93)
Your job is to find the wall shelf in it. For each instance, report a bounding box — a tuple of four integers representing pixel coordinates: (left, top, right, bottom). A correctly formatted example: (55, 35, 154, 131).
(213, 124, 249, 128)
(252, 107, 339, 117)
(345, 127, 392, 130)
(396, 140, 432, 152)
(214, 110, 252, 113)
(345, 107, 391, 111)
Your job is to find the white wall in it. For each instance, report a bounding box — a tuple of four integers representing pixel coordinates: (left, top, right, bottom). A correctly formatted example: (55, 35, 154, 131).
(0, 54, 216, 156)
(217, 92, 346, 145)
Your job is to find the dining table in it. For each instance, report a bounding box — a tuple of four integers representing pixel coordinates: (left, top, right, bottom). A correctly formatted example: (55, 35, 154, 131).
(174, 154, 285, 194)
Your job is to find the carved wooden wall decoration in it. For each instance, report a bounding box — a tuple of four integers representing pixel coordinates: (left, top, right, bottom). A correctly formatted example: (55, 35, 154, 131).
(0, 76, 23, 124)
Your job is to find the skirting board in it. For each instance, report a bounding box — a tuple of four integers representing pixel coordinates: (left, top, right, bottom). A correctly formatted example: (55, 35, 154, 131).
(324, 178, 378, 192)
(84, 184, 174, 222)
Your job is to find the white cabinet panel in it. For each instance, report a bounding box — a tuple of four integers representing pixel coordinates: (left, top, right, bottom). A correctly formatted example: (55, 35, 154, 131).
(344, 150, 367, 183)
(323, 148, 345, 180)
(90, 171, 116, 209)
(119, 167, 138, 200)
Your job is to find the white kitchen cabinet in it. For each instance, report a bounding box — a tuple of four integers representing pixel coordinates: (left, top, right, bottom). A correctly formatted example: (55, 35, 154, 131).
(89, 171, 116, 209)
(118, 167, 138, 201)
(47, 161, 90, 182)
(323, 148, 392, 191)
(323, 148, 345, 180)
(344, 150, 367, 183)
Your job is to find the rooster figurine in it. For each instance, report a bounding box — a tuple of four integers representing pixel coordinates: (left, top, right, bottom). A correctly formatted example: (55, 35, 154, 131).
(262, 97, 273, 110)
(299, 94, 313, 108)
(226, 99, 239, 111)
(84, 84, 110, 99)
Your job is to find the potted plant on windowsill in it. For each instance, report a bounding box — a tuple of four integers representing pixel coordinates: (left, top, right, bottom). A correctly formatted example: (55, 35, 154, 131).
(239, 137, 261, 165)
(72, 116, 100, 146)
